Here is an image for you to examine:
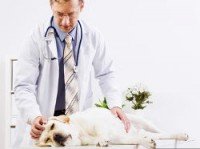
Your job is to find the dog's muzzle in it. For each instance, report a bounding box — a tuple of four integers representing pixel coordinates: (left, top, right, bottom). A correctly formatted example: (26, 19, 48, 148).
(53, 133, 72, 146)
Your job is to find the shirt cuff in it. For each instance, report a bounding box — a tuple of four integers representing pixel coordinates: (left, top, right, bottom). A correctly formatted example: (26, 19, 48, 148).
(106, 99, 122, 109)
(27, 111, 42, 125)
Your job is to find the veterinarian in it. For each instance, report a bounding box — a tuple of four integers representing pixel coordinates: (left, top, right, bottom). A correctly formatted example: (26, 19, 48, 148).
(13, 0, 130, 147)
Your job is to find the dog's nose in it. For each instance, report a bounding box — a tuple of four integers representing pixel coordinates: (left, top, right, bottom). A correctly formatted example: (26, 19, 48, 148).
(53, 133, 67, 146)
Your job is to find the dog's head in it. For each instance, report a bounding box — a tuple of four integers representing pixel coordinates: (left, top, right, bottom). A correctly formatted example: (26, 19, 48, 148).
(37, 115, 78, 147)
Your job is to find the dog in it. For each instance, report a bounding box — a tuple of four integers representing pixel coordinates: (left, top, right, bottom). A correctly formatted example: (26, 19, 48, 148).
(37, 107, 188, 148)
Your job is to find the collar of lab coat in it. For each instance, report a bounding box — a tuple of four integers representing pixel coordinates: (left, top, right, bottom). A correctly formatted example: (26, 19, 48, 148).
(43, 17, 89, 61)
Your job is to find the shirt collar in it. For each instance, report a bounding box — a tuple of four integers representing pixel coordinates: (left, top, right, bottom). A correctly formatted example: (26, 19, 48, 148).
(52, 18, 77, 42)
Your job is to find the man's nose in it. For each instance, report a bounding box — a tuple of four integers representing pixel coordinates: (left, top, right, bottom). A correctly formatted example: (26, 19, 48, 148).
(61, 16, 70, 26)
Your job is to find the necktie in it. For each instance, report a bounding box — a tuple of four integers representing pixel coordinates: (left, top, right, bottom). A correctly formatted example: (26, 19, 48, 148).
(64, 35, 79, 115)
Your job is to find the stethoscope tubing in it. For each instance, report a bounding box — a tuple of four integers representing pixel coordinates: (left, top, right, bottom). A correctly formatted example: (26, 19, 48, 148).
(44, 16, 83, 67)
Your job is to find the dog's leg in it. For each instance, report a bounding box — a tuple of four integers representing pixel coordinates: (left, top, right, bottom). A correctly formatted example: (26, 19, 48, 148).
(79, 124, 110, 147)
(140, 131, 189, 141)
(93, 125, 110, 147)
(80, 135, 98, 146)
(80, 135, 109, 147)
(95, 133, 110, 147)
(111, 136, 156, 149)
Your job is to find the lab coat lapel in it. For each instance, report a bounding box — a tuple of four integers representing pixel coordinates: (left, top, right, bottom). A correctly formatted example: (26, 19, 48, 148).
(44, 29, 58, 59)
(77, 29, 91, 111)
(44, 27, 59, 116)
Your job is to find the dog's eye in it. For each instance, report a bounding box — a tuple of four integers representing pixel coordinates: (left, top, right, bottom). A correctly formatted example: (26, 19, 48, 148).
(45, 138, 50, 143)
(50, 123, 55, 130)
(67, 134, 72, 140)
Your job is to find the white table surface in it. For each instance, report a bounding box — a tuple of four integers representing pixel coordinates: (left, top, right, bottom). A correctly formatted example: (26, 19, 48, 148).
(20, 139, 199, 149)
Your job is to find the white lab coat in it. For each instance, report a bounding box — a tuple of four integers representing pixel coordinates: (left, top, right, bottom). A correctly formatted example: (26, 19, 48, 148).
(13, 18, 122, 148)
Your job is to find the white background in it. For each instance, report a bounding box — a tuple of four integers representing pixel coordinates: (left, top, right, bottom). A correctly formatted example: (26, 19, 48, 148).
(0, 0, 200, 148)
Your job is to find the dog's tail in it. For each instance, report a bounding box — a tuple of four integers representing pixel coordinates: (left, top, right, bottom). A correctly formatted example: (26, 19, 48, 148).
(127, 114, 162, 133)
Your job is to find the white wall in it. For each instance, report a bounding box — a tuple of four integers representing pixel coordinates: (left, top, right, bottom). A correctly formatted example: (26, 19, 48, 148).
(0, 1, 50, 148)
(0, 57, 5, 149)
(0, 0, 200, 148)
(84, 0, 200, 142)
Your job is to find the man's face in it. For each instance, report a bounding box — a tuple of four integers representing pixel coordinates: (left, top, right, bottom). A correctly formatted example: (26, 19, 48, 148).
(51, 0, 84, 33)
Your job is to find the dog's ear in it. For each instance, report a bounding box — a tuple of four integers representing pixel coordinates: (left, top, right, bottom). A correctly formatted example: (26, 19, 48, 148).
(49, 115, 70, 124)
(58, 115, 70, 124)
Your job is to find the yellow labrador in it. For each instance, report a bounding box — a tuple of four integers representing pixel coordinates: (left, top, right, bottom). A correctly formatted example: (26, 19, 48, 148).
(36, 108, 188, 149)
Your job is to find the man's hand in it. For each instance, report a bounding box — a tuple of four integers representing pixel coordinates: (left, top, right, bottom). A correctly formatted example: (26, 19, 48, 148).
(110, 107, 131, 133)
(30, 116, 47, 139)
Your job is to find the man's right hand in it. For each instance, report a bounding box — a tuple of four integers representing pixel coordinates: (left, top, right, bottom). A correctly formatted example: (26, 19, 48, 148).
(30, 116, 47, 139)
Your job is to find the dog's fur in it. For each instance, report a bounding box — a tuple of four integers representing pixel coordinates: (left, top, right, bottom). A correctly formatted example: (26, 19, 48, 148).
(37, 108, 188, 149)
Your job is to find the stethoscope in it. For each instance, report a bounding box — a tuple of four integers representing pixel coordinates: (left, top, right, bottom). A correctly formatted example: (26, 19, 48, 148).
(43, 16, 83, 73)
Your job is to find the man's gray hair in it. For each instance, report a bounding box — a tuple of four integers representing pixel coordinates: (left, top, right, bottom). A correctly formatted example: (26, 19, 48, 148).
(50, 0, 83, 5)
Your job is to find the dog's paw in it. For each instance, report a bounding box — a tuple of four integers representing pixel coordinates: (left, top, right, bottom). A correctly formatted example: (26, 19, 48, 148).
(148, 139, 156, 149)
(96, 140, 109, 147)
(172, 133, 189, 141)
(142, 138, 156, 149)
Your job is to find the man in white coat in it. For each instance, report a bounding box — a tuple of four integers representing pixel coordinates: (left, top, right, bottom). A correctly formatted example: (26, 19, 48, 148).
(14, 0, 130, 147)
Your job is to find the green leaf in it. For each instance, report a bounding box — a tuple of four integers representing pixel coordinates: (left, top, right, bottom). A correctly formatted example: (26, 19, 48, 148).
(95, 97, 109, 109)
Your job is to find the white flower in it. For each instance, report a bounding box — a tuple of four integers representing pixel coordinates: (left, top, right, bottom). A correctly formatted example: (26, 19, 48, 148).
(132, 83, 148, 93)
(126, 92, 133, 98)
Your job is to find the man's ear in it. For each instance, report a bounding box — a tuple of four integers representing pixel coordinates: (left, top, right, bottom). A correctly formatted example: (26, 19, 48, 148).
(79, 0, 84, 11)
(49, 115, 70, 123)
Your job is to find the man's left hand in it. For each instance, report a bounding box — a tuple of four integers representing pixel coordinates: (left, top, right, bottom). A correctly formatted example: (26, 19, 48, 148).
(110, 107, 131, 133)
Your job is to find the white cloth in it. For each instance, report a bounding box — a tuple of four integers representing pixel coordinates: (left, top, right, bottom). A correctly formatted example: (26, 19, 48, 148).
(13, 18, 122, 148)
